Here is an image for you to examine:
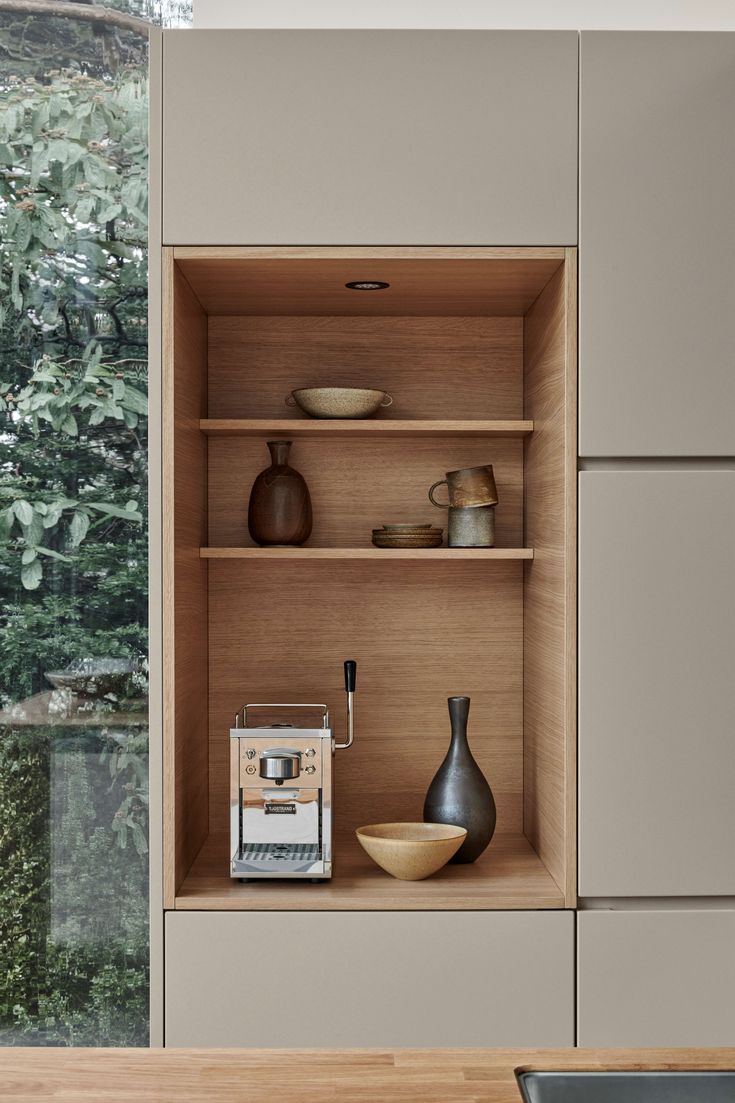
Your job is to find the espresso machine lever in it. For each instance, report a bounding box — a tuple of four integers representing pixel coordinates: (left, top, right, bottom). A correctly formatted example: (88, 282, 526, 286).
(333, 660, 356, 751)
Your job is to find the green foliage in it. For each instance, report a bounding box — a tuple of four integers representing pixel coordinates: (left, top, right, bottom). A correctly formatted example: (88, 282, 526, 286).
(0, 733, 50, 1032)
(0, 10, 155, 1047)
(8, 945, 149, 1047)
(0, 730, 148, 1047)
(3, 351, 148, 436)
(101, 730, 149, 858)
(0, 62, 149, 589)
(0, 66, 148, 308)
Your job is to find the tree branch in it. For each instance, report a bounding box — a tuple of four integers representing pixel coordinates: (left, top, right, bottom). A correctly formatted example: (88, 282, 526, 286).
(0, 1, 151, 36)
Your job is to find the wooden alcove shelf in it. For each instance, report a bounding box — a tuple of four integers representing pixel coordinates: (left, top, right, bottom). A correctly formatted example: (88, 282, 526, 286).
(176, 833, 565, 911)
(200, 547, 534, 560)
(163, 246, 577, 914)
(200, 418, 534, 438)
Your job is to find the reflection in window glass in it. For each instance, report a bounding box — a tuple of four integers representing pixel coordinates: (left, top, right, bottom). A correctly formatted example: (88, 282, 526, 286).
(0, 3, 187, 1046)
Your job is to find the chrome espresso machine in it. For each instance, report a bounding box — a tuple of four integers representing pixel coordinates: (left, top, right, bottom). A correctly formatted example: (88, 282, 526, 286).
(230, 660, 356, 880)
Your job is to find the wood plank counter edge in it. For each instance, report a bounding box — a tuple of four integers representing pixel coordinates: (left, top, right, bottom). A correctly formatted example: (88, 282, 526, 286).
(0, 1048, 732, 1103)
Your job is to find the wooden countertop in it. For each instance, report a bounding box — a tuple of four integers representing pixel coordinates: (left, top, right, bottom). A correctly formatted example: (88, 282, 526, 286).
(0, 1048, 732, 1102)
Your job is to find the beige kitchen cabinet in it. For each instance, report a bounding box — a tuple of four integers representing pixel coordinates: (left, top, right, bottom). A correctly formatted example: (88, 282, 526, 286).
(578, 470, 735, 897)
(578, 910, 735, 1046)
(579, 32, 735, 456)
(162, 30, 578, 246)
(165, 911, 574, 1047)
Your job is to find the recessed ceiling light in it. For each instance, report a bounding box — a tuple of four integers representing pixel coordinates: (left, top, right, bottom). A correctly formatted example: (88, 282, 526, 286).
(345, 281, 390, 290)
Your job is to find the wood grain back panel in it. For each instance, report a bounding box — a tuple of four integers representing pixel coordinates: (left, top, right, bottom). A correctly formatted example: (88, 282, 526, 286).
(522, 250, 577, 905)
(163, 255, 209, 900)
(207, 437, 523, 548)
(207, 316, 523, 420)
(207, 560, 523, 839)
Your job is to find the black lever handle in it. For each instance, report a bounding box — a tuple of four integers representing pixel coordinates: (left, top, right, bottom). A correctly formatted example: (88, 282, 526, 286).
(344, 660, 357, 693)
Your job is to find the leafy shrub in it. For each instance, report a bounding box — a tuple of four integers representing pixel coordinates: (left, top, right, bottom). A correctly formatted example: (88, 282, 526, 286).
(0, 11, 153, 1046)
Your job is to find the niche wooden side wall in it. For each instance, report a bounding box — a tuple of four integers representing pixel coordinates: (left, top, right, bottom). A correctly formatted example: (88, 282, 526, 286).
(523, 254, 577, 906)
(162, 254, 209, 905)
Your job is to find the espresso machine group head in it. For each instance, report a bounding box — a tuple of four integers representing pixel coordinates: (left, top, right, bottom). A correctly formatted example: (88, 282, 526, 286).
(229, 660, 357, 880)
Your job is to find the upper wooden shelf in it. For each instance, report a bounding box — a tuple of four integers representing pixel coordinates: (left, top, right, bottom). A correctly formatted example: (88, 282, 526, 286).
(201, 547, 533, 561)
(200, 419, 534, 438)
(175, 832, 565, 912)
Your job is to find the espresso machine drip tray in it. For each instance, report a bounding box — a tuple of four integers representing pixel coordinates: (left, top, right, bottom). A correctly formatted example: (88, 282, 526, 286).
(241, 842, 321, 864)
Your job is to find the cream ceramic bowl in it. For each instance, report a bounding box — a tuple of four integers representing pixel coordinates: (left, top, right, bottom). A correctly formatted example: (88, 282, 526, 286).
(355, 822, 467, 880)
(285, 387, 393, 419)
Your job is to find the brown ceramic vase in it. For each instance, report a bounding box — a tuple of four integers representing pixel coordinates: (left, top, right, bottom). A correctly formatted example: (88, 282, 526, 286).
(423, 695, 496, 863)
(247, 440, 313, 546)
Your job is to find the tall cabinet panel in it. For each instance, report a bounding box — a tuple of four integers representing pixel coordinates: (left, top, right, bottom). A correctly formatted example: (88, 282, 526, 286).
(162, 30, 578, 245)
(578, 470, 735, 897)
(579, 32, 735, 456)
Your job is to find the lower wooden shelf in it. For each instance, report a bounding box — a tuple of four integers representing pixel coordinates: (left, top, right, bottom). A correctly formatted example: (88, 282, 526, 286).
(174, 832, 565, 911)
(200, 547, 534, 560)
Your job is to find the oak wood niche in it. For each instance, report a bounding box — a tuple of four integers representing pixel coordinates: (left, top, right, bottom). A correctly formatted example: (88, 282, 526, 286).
(163, 246, 576, 911)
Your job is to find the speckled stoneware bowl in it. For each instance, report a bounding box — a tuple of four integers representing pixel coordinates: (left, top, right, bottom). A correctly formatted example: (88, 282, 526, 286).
(356, 822, 467, 880)
(285, 387, 393, 419)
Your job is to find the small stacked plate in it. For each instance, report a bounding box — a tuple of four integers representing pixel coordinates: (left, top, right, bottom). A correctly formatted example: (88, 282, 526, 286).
(372, 523, 444, 549)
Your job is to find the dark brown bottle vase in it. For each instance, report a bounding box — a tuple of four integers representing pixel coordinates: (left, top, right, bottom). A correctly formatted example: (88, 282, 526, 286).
(423, 695, 496, 863)
(247, 440, 313, 546)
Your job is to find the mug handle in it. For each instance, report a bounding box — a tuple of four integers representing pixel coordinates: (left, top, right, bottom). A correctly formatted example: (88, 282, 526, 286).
(428, 480, 449, 508)
(284, 394, 297, 407)
(380, 393, 393, 407)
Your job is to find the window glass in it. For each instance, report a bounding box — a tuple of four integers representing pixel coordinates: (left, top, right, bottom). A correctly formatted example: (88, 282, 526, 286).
(0, 1, 188, 1047)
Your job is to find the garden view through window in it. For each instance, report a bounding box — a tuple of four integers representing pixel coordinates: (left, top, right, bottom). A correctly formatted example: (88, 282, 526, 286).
(0, 1, 189, 1045)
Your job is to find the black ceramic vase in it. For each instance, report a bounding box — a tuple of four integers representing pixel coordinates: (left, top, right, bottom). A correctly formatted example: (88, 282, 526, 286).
(247, 440, 313, 546)
(423, 695, 496, 863)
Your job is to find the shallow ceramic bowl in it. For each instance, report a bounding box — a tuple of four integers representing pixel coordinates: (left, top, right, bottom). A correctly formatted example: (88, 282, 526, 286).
(381, 523, 433, 533)
(356, 822, 467, 880)
(286, 387, 393, 419)
(372, 529, 443, 549)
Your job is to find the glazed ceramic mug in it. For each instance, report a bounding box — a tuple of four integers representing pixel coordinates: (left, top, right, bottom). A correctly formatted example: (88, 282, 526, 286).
(428, 464, 498, 509)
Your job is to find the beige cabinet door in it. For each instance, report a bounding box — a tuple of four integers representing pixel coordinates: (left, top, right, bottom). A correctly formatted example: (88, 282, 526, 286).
(162, 30, 578, 246)
(578, 470, 735, 896)
(578, 910, 735, 1046)
(579, 32, 735, 456)
(165, 910, 574, 1047)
